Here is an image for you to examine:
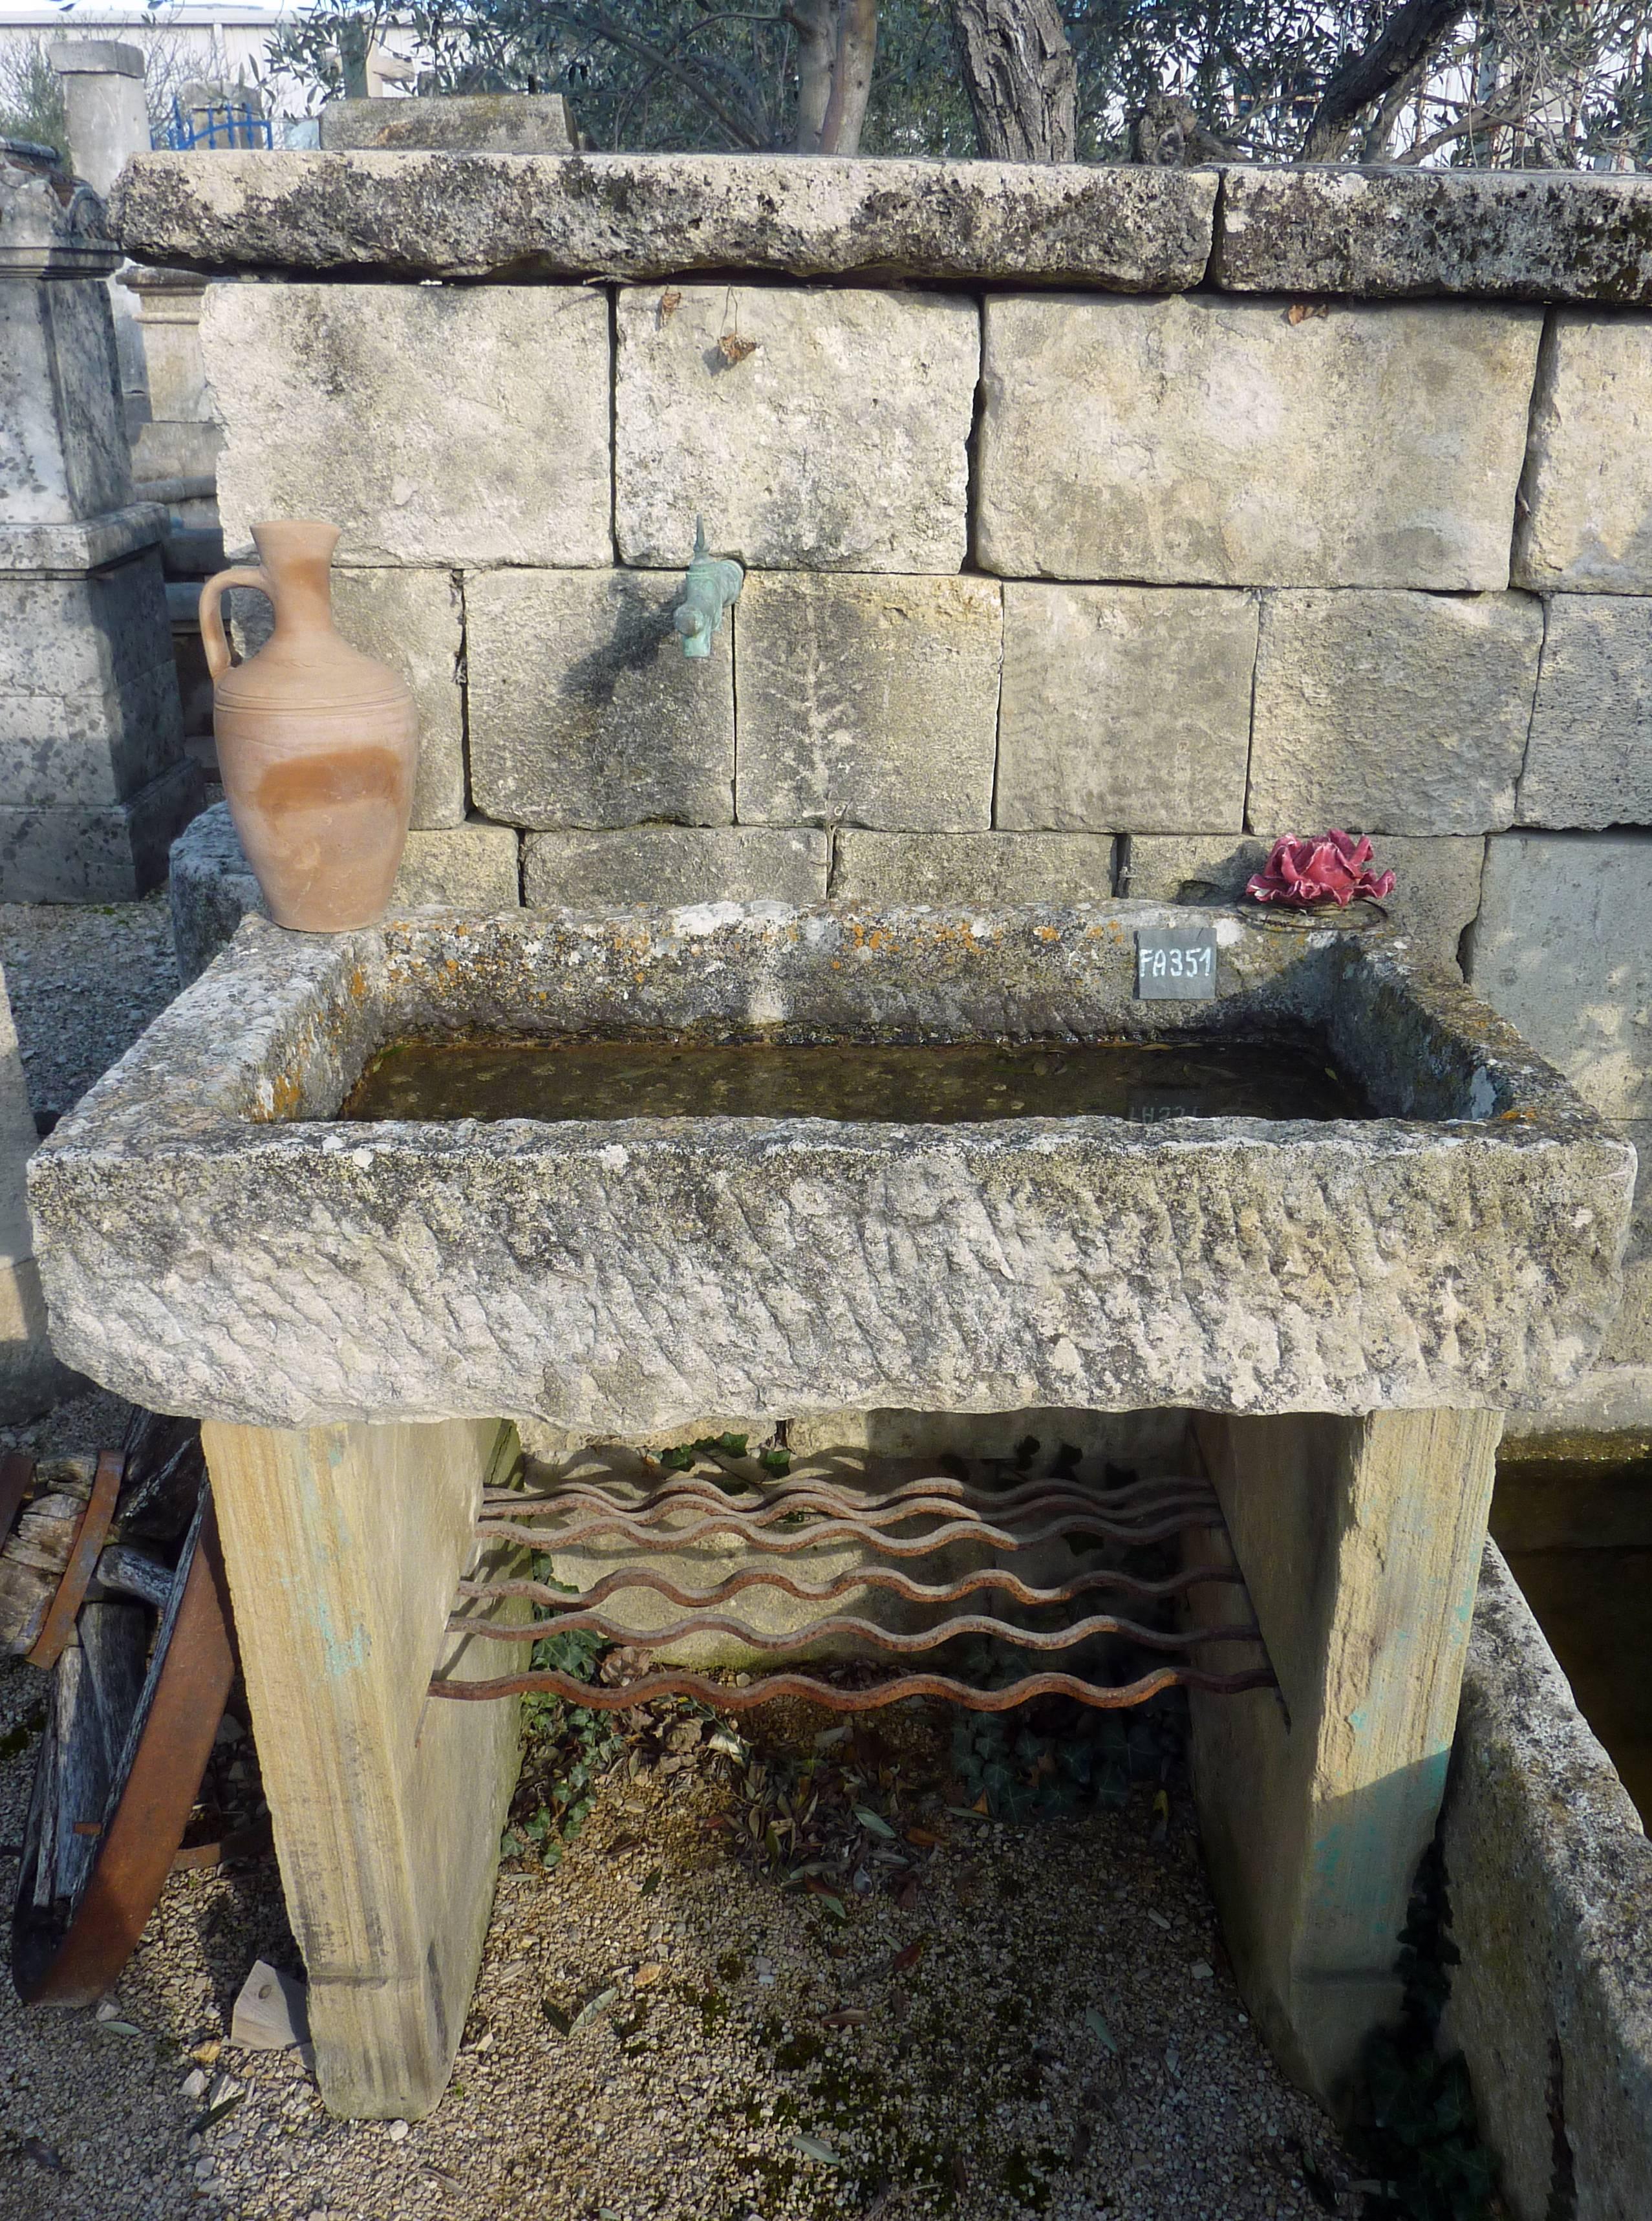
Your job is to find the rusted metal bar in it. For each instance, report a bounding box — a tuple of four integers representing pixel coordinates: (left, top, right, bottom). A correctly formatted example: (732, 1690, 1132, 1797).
(449, 1605, 1265, 1652)
(456, 1558, 1243, 1615)
(25, 1451, 125, 1672)
(431, 1662, 1279, 1711)
(480, 1505, 1219, 1556)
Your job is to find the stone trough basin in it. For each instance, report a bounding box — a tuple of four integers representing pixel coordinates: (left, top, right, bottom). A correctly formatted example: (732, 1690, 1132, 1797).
(25, 900, 1632, 1432)
(21, 899, 1637, 2121)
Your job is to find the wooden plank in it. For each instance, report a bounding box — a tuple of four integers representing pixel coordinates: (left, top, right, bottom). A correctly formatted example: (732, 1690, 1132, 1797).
(1187, 1406, 1503, 2106)
(200, 1417, 523, 2119)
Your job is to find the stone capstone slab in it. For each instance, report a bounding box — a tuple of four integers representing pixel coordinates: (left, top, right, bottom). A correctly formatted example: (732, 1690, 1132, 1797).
(201, 282, 611, 568)
(1249, 590, 1541, 835)
(830, 831, 1117, 907)
(1468, 831, 1652, 1121)
(735, 574, 1000, 830)
(1, 275, 131, 525)
(1213, 165, 1652, 305)
(0, 550, 184, 806)
(996, 585, 1256, 834)
(169, 802, 522, 984)
(1119, 833, 1486, 976)
(978, 294, 1541, 590)
(0, 755, 201, 904)
(466, 570, 733, 832)
(523, 826, 828, 910)
(1442, 1541, 1652, 2221)
(1514, 314, 1652, 592)
(615, 284, 977, 573)
(110, 151, 1216, 290)
(317, 94, 575, 153)
(28, 905, 1632, 1431)
(1520, 595, 1652, 830)
(228, 568, 466, 831)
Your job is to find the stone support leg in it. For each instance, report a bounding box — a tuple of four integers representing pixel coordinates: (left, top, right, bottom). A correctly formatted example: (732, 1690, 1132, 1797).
(1187, 1407, 1503, 2107)
(199, 1416, 523, 2119)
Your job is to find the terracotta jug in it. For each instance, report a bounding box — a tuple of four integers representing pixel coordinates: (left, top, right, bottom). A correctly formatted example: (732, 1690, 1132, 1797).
(200, 520, 417, 932)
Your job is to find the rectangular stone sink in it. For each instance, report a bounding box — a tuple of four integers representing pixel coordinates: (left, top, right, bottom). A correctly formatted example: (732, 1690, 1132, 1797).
(30, 901, 1633, 1432)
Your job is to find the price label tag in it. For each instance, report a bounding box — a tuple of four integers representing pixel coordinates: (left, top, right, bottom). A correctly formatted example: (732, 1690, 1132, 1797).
(1135, 927, 1218, 1000)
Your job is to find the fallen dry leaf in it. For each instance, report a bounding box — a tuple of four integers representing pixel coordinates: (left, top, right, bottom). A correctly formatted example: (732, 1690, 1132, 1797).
(891, 1939, 927, 1974)
(1286, 299, 1330, 325)
(821, 2007, 870, 2029)
(717, 333, 758, 366)
(633, 1963, 663, 1990)
(658, 288, 681, 321)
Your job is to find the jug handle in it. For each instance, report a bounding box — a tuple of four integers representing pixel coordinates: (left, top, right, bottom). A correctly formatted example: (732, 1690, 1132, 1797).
(199, 566, 270, 685)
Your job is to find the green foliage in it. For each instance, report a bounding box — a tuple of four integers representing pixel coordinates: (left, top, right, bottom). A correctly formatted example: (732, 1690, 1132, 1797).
(950, 1682, 1176, 1819)
(263, 0, 1652, 169)
(0, 38, 69, 157)
(501, 1554, 623, 1868)
(1355, 1843, 1499, 2221)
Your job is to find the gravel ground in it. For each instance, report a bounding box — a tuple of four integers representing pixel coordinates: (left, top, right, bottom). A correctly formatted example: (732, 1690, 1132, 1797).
(0, 896, 1364, 2220)
(0, 890, 181, 1128)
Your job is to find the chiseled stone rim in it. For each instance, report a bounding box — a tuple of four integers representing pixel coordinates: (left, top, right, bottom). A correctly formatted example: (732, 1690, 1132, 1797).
(28, 905, 1631, 1431)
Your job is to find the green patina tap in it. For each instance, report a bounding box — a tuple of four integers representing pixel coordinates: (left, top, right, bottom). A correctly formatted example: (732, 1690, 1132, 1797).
(673, 518, 744, 659)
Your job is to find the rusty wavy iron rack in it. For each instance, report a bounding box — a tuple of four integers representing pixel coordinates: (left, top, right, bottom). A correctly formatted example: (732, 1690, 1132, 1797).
(432, 1465, 1275, 1713)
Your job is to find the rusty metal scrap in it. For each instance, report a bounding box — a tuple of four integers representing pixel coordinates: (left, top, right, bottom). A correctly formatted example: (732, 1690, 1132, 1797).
(434, 1461, 1274, 1714)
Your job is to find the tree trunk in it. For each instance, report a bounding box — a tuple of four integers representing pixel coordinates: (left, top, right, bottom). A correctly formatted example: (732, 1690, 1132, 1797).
(794, 0, 837, 154)
(1300, 0, 1467, 162)
(952, 0, 1078, 164)
(818, 0, 878, 155)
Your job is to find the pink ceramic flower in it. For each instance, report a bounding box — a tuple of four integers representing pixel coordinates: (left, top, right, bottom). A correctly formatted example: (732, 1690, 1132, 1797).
(1244, 830, 1395, 909)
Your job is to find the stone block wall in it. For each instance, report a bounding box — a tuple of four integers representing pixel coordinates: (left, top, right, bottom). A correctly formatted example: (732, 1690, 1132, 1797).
(131, 152, 1652, 1430)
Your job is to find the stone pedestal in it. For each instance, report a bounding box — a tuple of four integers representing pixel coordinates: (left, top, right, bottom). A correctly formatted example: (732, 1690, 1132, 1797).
(0, 152, 200, 899)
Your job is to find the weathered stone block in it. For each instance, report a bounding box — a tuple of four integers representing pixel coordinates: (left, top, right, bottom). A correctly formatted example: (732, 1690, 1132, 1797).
(996, 585, 1256, 833)
(318, 93, 575, 152)
(1601, 1120, 1652, 1375)
(735, 574, 1000, 830)
(1120, 833, 1485, 974)
(28, 908, 1633, 1428)
(0, 960, 83, 1417)
(0, 755, 201, 904)
(395, 826, 520, 912)
(830, 830, 1116, 906)
(1442, 1543, 1652, 2221)
(1214, 166, 1652, 305)
(111, 151, 1216, 291)
(1468, 832, 1652, 1120)
(202, 283, 611, 568)
(615, 286, 977, 573)
(0, 550, 184, 806)
(523, 826, 828, 910)
(0, 275, 130, 524)
(466, 570, 733, 832)
(1520, 596, 1652, 830)
(231, 568, 465, 830)
(978, 294, 1541, 590)
(171, 802, 522, 983)
(1249, 591, 1541, 834)
(1514, 314, 1652, 592)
